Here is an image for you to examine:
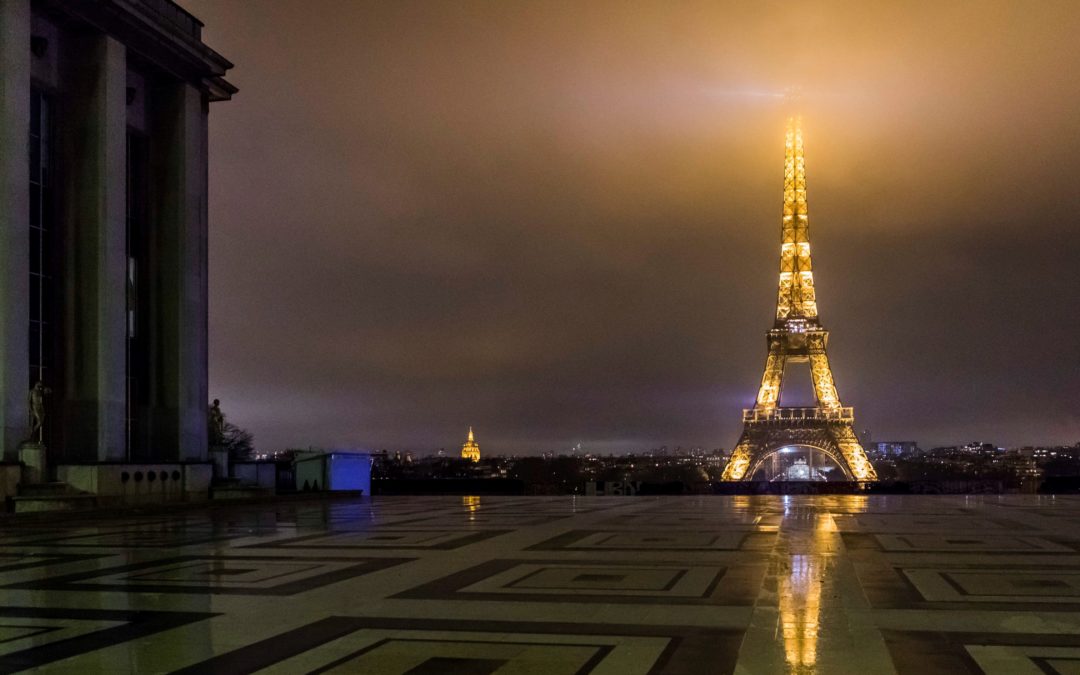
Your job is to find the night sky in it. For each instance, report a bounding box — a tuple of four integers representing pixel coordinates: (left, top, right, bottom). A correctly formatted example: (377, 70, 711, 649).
(184, 0, 1080, 453)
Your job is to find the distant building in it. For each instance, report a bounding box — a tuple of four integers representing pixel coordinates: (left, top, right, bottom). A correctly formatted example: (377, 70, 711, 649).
(776, 457, 827, 482)
(0, 0, 234, 504)
(872, 441, 919, 457)
(461, 427, 480, 462)
(961, 442, 1000, 454)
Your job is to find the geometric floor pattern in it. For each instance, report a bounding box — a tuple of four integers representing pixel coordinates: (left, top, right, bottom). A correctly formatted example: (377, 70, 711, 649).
(3, 495, 1080, 673)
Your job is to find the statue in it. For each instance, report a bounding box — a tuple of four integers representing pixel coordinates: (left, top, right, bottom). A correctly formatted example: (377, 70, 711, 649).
(208, 398, 225, 446)
(27, 381, 51, 444)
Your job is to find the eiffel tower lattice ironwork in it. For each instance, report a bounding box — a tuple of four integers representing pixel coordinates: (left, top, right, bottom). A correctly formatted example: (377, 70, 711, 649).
(721, 116, 877, 482)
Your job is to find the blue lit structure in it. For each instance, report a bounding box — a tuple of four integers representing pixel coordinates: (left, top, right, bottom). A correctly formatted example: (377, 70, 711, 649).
(294, 451, 371, 494)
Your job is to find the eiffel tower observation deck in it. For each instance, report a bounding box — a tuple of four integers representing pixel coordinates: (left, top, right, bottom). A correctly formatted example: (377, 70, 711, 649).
(721, 117, 877, 482)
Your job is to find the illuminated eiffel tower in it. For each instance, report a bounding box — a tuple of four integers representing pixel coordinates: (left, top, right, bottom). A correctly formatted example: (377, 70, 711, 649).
(721, 116, 877, 482)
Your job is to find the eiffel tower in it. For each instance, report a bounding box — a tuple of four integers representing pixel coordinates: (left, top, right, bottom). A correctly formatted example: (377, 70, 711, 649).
(721, 116, 877, 482)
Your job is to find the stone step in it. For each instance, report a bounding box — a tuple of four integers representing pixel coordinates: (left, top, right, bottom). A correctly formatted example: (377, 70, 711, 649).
(12, 493, 98, 513)
(18, 481, 75, 497)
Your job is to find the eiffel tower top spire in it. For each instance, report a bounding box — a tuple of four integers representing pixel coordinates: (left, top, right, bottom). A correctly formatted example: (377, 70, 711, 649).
(775, 115, 819, 325)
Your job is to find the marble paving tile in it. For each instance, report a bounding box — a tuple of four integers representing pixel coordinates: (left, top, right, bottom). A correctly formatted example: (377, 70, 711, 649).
(243, 529, 511, 550)
(9, 494, 1080, 674)
(170, 617, 741, 675)
(0, 607, 214, 673)
(5, 554, 412, 596)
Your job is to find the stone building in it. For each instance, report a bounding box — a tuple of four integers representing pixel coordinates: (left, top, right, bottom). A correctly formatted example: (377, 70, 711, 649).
(0, 0, 234, 502)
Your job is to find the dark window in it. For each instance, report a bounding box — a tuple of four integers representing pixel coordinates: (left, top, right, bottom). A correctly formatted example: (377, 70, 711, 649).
(28, 89, 53, 390)
(126, 131, 151, 458)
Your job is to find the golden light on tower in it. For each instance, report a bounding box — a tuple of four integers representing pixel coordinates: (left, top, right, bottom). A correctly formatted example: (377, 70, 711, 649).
(721, 116, 878, 483)
(460, 426, 481, 463)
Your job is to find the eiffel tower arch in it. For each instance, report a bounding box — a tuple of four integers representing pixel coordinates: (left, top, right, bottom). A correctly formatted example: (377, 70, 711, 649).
(721, 117, 877, 482)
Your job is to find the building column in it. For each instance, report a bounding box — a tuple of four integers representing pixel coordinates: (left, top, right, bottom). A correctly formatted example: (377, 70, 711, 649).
(150, 82, 208, 462)
(0, 0, 31, 461)
(62, 35, 128, 462)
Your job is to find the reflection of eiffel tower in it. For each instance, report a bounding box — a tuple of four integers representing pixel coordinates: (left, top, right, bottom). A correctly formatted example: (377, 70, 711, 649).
(721, 117, 877, 482)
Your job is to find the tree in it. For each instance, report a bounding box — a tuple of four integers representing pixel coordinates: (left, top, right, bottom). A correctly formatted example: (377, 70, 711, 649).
(222, 422, 255, 461)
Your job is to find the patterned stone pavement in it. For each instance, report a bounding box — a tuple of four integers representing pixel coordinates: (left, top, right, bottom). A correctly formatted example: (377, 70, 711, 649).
(3, 495, 1080, 673)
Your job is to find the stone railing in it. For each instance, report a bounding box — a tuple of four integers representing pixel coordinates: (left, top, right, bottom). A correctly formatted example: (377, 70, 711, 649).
(742, 406, 854, 423)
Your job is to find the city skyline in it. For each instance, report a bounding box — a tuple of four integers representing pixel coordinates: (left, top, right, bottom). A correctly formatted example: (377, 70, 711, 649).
(188, 0, 1080, 453)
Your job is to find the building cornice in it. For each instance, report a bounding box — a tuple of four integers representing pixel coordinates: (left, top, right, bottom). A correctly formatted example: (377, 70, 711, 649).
(37, 0, 236, 100)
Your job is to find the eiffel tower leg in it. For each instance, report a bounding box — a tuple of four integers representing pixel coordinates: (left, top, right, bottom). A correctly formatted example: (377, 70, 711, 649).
(721, 430, 755, 481)
(827, 423, 878, 481)
(755, 347, 786, 409)
(807, 350, 840, 409)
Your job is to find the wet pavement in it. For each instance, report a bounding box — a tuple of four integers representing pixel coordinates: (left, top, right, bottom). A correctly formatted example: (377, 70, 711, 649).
(2, 494, 1080, 673)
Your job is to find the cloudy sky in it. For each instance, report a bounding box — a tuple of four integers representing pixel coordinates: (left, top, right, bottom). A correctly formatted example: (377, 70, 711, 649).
(183, 0, 1080, 453)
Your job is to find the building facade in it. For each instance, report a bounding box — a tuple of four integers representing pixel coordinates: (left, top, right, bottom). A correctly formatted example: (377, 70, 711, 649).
(0, 0, 234, 470)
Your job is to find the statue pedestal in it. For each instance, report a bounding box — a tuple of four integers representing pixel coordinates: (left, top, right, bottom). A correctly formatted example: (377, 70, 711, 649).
(19, 442, 47, 484)
(209, 446, 230, 479)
